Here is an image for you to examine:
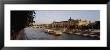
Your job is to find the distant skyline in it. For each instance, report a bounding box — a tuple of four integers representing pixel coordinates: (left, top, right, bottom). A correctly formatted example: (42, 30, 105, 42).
(34, 10, 100, 24)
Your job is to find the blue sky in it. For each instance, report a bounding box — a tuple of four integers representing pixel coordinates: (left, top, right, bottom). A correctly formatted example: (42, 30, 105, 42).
(34, 10, 100, 24)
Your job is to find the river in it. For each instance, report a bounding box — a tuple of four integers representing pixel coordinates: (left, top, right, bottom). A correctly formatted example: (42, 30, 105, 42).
(23, 27, 99, 40)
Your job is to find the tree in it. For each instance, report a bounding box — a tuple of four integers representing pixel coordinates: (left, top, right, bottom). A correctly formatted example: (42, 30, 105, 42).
(94, 21, 100, 29)
(11, 10, 35, 40)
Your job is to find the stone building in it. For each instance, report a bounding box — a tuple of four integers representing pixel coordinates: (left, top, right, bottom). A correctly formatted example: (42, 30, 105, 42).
(50, 17, 90, 29)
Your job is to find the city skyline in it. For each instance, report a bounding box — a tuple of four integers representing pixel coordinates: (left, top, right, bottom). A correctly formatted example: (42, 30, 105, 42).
(34, 10, 100, 24)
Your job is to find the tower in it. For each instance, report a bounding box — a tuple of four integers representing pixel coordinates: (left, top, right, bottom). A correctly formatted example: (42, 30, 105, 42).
(80, 19, 81, 21)
(69, 17, 72, 21)
(70, 17, 71, 20)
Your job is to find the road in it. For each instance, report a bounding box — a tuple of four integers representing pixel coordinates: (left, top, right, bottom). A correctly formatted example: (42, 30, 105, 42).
(21, 27, 99, 40)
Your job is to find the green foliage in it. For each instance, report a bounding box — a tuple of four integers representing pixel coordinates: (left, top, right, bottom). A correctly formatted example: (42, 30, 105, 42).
(11, 11, 35, 35)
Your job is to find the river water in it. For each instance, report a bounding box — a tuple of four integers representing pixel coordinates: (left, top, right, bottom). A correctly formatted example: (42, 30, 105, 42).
(24, 27, 99, 40)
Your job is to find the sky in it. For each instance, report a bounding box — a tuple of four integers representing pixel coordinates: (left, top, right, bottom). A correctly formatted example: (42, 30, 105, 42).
(33, 10, 100, 24)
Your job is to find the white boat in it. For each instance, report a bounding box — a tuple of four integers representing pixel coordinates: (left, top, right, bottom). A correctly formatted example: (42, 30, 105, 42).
(89, 35, 97, 37)
(54, 31, 62, 36)
(82, 34, 89, 36)
(47, 29, 56, 34)
(74, 33, 82, 35)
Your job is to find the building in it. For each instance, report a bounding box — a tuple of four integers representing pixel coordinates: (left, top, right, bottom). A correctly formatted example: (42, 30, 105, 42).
(31, 17, 98, 30)
(78, 20, 89, 26)
(50, 17, 90, 29)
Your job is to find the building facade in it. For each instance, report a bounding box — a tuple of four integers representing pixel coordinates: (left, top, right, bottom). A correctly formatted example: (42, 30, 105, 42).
(50, 17, 90, 29)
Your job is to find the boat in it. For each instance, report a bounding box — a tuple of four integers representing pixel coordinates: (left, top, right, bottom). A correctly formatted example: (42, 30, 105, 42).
(47, 29, 56, 34)
(63, 28, 70, 33)
(54, 31, 62, 36)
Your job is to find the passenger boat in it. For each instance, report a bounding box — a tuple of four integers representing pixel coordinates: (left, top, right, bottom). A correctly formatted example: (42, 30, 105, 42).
(54, 31, 62, 36)
(63, 28, 70, 33)
(47, 29, 56, 34)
